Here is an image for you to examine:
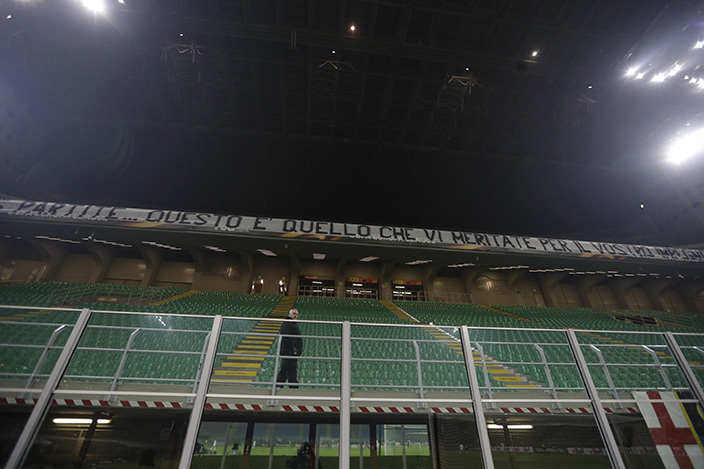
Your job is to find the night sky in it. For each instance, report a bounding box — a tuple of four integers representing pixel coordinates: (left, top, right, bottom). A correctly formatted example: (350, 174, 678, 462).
(2, 1, 703, 246)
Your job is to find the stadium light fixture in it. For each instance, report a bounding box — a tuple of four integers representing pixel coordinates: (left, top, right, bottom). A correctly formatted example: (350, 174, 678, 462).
(81, 0, 106, 14)
(625, 67, 637, 77)
(487, 424, 533, 430)
(531, 51, 538, 57)
(53, 418, 111, 425)
(350, 25, 356, 31)
(635, 71, 646, 80)
(695, 40, 704, 50)
(667, 128, 704, 164)
(651, 72, 667, 83)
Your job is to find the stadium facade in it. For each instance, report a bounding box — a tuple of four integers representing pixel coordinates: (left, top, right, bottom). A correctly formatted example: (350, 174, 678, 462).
(1, 199, 704, 469)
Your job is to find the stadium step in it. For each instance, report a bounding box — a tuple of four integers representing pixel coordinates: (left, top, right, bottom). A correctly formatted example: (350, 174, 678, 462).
(147, 290, 199, 306)
(379, 300, 420, 323)
(212, 296, 297, 384)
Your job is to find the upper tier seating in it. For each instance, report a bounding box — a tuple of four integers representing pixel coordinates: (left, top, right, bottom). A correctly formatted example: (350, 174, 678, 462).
(1, 282, 701, 393)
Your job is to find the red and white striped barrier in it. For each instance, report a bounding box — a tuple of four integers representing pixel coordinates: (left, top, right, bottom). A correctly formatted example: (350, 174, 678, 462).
(0, 397, 639, 414)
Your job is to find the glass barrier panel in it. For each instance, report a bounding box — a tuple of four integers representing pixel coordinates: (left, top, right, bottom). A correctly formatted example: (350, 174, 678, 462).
(57, 312, 213, 403)
(467, 329, 581, 400)
(0, 308, 80, 390)
(577, 332, 691, 396)
(210, 318, 342, 395)
(605, 391, 704, 469)
(433, 413, 484, 468)
(671, 334, 704, 390)
(0, 398, 38, 466)
(485, 402, 611, 468)
(21, 405, 189, 468)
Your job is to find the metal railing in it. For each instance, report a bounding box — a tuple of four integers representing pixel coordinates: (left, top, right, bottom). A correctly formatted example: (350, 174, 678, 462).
(3, 304, 704, 469)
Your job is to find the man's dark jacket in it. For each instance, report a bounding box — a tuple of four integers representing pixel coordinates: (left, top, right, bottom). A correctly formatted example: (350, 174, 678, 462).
(280, 317, 303, 356)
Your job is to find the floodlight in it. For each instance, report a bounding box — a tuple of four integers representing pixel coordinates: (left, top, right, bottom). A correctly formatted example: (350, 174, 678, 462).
(667, 128, 704, 164)
(81, 0, 105, 14)
(488, 424, 533, 429)
(651, 72, 667, 83)
(53, 418, 111, 425)
(625, 68, 637, 77)
(695, 40, 704, 50)
(635, 72, 646, 80)
(531, 50, 538, 57)
(350, 25, 356, 31)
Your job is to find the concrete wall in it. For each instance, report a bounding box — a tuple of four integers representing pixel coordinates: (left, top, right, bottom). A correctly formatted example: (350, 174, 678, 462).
(154, 261, 195, 288)
(54, 254, 95, 283)
(105, 258, 146, 284)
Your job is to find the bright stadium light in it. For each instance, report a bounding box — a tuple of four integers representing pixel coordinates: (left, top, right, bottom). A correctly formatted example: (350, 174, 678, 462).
(667, 128, 704, 164)
(625, 67, 637, 77)
(651, 72, 667, 83)
(53, 418, 111, 425)
(488, 424, 533, 430)
(81, 0, 106, 14)
(695, 40, 704, 50)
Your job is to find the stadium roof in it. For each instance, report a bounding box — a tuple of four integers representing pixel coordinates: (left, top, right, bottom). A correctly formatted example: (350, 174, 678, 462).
(2, 0, 704, 247)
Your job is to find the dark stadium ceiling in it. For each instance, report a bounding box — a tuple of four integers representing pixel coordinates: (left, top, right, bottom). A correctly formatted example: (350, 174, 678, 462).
(2, 0, 704, 247)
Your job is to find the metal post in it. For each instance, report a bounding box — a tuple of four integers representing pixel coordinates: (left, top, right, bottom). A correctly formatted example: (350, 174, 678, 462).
(106, 328, 141, 400)
(588, 344, 622, 409)
(6, 308, 93, 469)
(566, 329, 626, 469)
(178, 315, 224, 469)
(533, 344, 560, 407)
(23, 324, 68, 393)
(412, 340, 426, 405)
(339, 321, 351, 469)
(664, 332, 704, 407)
(641, 345, 672, 390)
(459, 326, 494, 469)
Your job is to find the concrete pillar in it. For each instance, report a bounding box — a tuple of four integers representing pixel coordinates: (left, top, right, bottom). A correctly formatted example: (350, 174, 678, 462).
(30, 239, 68, 282)
(423, 264, 442, 302)
(461, 267, 486, 303)
(576, 275, 605, 309)
(641, 278, 679, 312)
(333, 256, 347, 298)
(139, 246, 163, 287)
(677, 282, 704, 314)
(610, 277, 642, 310)
(288, 254, 300, 296)
(536, 272, 567, 308)
(84, 242, 115, 284)
(379, 261, 396, 301)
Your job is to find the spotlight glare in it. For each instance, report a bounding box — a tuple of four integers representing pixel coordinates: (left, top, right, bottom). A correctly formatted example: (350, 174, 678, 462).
(350, 25, 356, 31)
(667, 128, 704, 164)
(625, 67, 636, 77)
(651, 72, 667, 83)
(81, 0, 106, 13)
(635, 72, 646, 80)
(695, 40, 704, 50)
(531, 50, 538, 57)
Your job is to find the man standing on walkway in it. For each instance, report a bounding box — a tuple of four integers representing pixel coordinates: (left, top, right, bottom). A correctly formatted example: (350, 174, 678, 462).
(276, 308, 303, 388)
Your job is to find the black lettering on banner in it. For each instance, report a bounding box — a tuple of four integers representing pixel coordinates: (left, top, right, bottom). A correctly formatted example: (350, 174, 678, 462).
(523, 237, 537, 250)
(179, 213, 193, 225)
(225, 216, 242, 228)
(79, 205, 91, 217)
(300, 221, 314, 233)
(557, 240, 571, 253)
(330, 223, 342, 236)
(147, 210, 164, 222)
(283, 220, 297, 232)
(452, 232, 467, 243)
(574, 240, 589, 253)
(405, 228, 415, 241)
(475, 234, 489, 246)
(163, 211, 181, 223)
(254, 217, 270, 230)
(106, 208, 119, 220)
(358, 225, 371, 237)
(214, 215, 224, 228)
(502, 236, 516, 249)
(614, 244, 627, 256)
(538, 238, 551, 250)
(380, 227, 393, 238)
(47, 203, 65, 215)
(392, 227, 406, 241)
(18, 201, 35, 211)
(423, 229, 438, 242)
(32, 203, 47, 214)
(315, 222, 326, 234)
(194, 213, 209, 226)
(66, 205, 78, 216)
